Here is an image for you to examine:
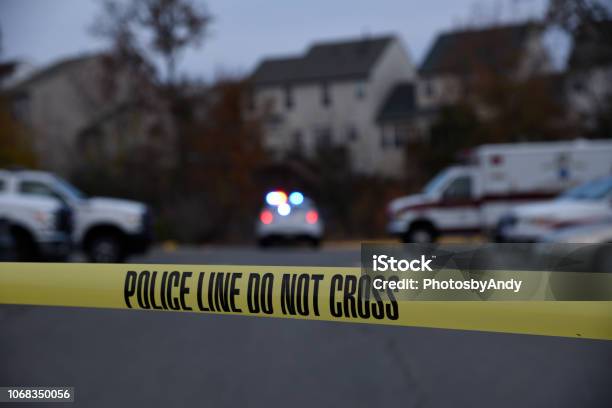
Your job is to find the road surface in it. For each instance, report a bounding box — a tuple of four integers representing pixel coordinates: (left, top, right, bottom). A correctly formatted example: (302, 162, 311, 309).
(1, 245, 611, 407)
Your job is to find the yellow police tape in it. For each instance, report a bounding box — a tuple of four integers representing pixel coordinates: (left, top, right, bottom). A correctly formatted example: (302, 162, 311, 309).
(0, 263, 611, 340)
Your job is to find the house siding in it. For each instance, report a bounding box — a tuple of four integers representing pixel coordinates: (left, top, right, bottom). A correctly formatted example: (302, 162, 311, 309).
(251, 37, 416, 178)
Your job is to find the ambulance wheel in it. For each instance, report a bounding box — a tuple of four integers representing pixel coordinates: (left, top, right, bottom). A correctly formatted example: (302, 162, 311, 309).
(403, 224, 436, 243)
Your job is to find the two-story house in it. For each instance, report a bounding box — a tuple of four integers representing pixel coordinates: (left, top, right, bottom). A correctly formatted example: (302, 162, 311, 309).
(248, 35, 415, 177)
(377, 22, 551, 146)
(6, 53, 171, 175)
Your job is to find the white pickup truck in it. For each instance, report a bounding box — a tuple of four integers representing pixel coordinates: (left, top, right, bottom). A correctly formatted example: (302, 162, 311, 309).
(0, 172, 72, 260)
(0, 169, 152, 262)
(387, 140, 612, 243)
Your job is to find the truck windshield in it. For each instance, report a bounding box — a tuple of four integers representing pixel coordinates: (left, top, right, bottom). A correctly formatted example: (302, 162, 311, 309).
(54, 177, 87, 201)
(423, 170, 450, 195)
(559, 177, 612, 200)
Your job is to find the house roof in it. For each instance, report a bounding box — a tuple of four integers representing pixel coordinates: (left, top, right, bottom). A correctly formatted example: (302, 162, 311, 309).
(377, 82, 417, 122)
(568, 20, 612, 70)
(10, 53, 104, 91)
(251, 35, 395, 86)
(419, 22, 541, 77)
(0, 61, 19, 81)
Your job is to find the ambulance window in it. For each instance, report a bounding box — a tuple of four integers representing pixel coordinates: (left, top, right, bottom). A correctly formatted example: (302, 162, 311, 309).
(424, 170, 450, 194)
(443, 176, 472, 200)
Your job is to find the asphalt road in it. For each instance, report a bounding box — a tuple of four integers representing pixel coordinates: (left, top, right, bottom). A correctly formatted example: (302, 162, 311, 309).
(1, 245, 611, 407)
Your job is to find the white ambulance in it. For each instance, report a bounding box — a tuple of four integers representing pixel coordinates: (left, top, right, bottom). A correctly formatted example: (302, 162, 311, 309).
(387, 140, 612, 243)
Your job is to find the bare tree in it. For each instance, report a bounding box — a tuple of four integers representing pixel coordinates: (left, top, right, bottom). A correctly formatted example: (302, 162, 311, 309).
(547, 0, 612, 137)
(92, 0, 212, 86)
(547, 0, 611, 36)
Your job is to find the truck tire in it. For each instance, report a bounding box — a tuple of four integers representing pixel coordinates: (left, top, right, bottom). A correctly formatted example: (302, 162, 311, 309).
(11, 228, 38, 261)
(86, 233, 125, 263)
(402, 225, 436, 244)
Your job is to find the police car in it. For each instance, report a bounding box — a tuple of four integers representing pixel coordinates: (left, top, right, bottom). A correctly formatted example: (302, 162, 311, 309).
(256, 191, 323, 247)
(540, 216, 612, 244)
(499, 176, 612, 242)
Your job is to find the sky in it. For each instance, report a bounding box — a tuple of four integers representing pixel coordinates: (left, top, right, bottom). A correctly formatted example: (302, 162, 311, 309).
(0, 0, 564, 81)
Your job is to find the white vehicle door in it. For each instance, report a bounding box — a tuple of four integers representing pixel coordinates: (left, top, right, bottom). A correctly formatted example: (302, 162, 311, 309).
(430, 172, 481, 233)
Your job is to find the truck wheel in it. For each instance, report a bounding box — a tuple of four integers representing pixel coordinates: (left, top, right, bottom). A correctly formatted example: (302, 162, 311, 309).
(403, 226, 436, 243)
(12, 229, 38, 261)
(86, 234, 124, 263)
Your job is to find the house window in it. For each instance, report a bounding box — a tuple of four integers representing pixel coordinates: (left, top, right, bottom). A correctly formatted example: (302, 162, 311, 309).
(264, 114, 283, 131)
(381, 124, 408, 149)
(394, 124, 409, 147)
(11, 92, 31, 123)
(346, 126, 358, 142)
(292, 130, 304, 152)
(315, 127, 332, 148)
(284, 85, 294, 109)
(380, 127, 390, 148)
(572, 79, 584, 93)
(356, 81, 365, 99)
(321, 83, 331, 107)
(424, 81, 435, 97)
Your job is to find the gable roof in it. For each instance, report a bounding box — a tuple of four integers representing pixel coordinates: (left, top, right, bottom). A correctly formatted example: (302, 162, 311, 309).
(377, 82, 417, 122)
(0, 61, 19, 81)
(251, 35, 395, 86)
(10, 53, 104, 91)
(419, 22, 541, 77)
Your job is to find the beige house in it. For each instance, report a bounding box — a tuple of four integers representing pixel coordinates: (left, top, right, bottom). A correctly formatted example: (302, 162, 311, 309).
(248, 35, 416, 177)
(7, 53, 171, 175)
(377, 22, 552, 145)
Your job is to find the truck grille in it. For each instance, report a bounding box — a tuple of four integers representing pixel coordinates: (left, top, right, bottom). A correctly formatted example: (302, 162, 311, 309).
(55, 206, 73, 234)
